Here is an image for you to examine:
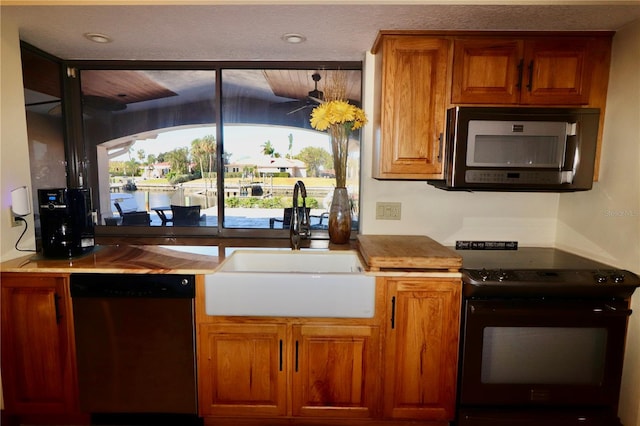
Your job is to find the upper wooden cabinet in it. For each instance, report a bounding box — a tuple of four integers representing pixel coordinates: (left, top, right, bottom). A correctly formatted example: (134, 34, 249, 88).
(1, 273, 79, 416)
(451, 36, 611, 106)
(372, 31, 612, 181)
(372, 35, 451, 179)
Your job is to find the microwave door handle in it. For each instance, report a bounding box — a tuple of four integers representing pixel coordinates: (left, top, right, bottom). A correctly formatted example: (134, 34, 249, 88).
(562, 123, 579, 184)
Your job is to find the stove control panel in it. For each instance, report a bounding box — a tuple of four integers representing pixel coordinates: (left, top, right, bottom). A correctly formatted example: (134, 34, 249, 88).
(464, 269, 635, 285)
(462, 268, 640, 299)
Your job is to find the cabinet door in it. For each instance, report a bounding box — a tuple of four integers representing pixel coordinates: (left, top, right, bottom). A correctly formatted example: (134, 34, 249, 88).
(198, 323, 287, 417)
(1, 273, 77, 415)
(521, 38, 592, 105)
(451, 38, 523, 104)
(292, 324, 380, 418)
(383, 278, 461, 420)
(375, 36, 450, 179)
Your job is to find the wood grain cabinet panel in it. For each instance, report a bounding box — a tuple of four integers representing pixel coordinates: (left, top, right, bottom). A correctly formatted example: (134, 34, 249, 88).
(292, 324, 381, 418)
(452, 36, 609, 106)
(521, 37, 592, 105)
(0, 273, 78, 415)
(452, 38, 523, 104)
(382, 277, 461, 421)
(374, 36, 450, 179)
(198, 323, 287, 417)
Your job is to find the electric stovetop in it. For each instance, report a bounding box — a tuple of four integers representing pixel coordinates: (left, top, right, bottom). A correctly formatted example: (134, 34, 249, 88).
(451, 242, 640, 299)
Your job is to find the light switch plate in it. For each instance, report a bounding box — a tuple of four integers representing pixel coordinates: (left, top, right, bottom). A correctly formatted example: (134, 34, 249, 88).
(376, 202, 401, 220)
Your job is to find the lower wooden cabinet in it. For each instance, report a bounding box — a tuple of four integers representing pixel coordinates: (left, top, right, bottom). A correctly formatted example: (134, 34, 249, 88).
(0, 273, 79, 416)
(198, 321, 381, 419)
(197, 275, 462, 424)
(382, 277, 461, 421)
(198, 323, 288, 417)
(292, 324, 381, 418)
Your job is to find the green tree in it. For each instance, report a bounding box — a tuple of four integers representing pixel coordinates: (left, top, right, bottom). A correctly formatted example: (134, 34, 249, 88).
(165, 147, 190, 175)
(261, 140, 275, 157)
(136, 149, 145, 163)
(191, 135, 216, 191)
(124, 159, 140, 176)
(287, 133, 293, 159)
(295, 146, 332, 177)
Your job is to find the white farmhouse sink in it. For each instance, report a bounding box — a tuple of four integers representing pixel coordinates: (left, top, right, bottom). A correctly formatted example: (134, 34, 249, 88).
(205, 250, 375, 318)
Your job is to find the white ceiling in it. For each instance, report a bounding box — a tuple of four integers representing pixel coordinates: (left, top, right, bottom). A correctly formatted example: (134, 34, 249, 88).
(3, 1, 640, 62)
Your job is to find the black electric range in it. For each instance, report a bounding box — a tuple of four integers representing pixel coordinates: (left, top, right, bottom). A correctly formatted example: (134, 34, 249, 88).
(453, 246, 640, 299)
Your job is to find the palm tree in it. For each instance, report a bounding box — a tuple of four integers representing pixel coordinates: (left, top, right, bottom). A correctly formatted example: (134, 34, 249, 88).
(261, 140, 275, 157)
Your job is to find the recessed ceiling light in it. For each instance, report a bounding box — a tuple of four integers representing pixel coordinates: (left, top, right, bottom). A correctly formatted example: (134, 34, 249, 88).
(84, 33, 112, 43)
(282, 33, 306, 44)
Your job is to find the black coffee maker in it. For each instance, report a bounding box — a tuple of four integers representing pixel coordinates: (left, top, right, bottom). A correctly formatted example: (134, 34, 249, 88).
(38, 188, 95, 258)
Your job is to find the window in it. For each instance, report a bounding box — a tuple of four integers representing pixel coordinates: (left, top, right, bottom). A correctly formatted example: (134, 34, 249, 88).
(75, 63, 362, 240)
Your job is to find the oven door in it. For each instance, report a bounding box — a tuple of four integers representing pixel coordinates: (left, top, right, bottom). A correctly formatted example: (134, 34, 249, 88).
(459, 298, 630, 408)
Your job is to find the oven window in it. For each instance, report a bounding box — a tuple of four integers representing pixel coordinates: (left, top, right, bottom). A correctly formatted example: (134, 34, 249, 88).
(481, 327, 607, 385)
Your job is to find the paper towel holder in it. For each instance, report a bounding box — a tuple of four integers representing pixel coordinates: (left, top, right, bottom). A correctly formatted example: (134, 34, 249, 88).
(10, 186, 31, 217)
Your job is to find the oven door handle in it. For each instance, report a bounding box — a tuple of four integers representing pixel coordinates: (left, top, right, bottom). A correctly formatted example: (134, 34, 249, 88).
(469, 303, 632, 317)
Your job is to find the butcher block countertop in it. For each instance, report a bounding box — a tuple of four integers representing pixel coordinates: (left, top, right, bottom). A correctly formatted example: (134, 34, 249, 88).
(357, 235, 462, 272)
(2, 235, 461, 275)
(0, 245, 220, 274)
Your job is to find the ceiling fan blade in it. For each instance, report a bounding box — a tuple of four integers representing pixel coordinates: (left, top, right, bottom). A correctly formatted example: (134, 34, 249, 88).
(287, 104, 310, 115)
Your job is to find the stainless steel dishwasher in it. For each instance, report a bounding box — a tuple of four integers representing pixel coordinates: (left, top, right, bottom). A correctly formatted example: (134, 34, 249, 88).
(70, 273, 198, 422)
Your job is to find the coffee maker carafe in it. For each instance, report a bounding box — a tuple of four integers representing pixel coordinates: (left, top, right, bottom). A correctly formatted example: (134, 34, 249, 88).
(38, 188, 95, 258)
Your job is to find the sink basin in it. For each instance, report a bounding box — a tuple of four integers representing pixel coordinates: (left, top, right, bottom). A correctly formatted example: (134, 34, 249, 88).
(205, 250, 375, 318)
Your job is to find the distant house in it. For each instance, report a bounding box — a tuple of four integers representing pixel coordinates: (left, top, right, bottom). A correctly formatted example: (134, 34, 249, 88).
(225, 156, 307, 178)
(142, 162, 171, 179)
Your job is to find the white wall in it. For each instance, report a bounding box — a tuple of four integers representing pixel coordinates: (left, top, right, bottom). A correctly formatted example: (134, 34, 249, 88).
(0, 15, 35, 262)
(556, 19, 640, 426)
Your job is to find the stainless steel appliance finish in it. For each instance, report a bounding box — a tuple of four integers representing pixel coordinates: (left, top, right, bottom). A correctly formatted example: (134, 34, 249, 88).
(70, 274, 197, 419)
(455, 247, 639, 426)
(429, 107, 601, 191)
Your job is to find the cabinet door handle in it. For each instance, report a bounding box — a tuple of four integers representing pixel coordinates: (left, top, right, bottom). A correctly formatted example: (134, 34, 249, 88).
(526, 60, 534, 92)
(516, 59, 524, 90)
(294, 340, 299, 372)
(54, 293, 62, 324)
(391, 296, 396, 329)
(437, 133, 443, 163)
(279, 339, 283, 371)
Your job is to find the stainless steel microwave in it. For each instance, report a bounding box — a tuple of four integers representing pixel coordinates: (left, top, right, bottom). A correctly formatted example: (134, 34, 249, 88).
(428, 107, 601, 191)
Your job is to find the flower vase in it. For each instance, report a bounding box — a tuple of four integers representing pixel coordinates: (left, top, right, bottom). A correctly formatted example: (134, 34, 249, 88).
(328, 187, 351, 244)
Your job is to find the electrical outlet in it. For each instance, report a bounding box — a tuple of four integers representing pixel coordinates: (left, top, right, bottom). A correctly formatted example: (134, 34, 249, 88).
(376, 202, 401, 220)
(10, 212, 21, 227)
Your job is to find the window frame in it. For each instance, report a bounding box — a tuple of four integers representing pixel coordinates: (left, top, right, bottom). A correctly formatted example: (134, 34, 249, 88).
(60, 60, 363, 245)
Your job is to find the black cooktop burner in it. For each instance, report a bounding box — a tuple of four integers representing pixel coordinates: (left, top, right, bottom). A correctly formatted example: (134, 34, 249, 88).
(454, 247, 640, 299)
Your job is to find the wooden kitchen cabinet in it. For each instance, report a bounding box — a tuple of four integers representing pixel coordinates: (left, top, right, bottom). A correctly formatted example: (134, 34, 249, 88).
(372, 35, 451, 179)
(0, 273, 79, 416)
(292, 324, 380, 418)
(198, 320, 381, 419)
(198, 322, 288, 417)
(451, 35, 612, 106)
(382, 277, 461, 421)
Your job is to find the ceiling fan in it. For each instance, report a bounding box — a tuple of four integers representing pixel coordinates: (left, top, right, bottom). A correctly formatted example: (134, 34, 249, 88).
(287, 72, 324, 115)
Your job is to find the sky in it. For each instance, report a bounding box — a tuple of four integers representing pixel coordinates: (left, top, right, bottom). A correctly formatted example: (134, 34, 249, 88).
(109, 125, 333, 163)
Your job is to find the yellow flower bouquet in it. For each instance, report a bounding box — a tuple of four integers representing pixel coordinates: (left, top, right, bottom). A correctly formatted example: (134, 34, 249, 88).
(310, 99, 367, 187)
